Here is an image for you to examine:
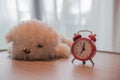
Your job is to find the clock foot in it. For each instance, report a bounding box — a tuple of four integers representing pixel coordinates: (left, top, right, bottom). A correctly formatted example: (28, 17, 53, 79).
(90, 59, 94, 66)
(71, 58, 76, 63)
(82, 61, 86, 65)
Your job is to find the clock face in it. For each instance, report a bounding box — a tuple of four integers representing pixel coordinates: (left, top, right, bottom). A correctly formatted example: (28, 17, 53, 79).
(71, 38, 96, 61)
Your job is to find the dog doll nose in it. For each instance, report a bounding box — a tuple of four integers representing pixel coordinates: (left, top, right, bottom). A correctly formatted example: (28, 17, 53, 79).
(23, 49, 31, 54)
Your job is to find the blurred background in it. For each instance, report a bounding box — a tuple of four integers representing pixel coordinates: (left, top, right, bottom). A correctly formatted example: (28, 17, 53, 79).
(0, 0, 120, 53)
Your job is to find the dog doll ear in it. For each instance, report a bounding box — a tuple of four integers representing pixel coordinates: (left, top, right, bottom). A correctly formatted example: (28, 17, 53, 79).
(6, 32, 14, 43)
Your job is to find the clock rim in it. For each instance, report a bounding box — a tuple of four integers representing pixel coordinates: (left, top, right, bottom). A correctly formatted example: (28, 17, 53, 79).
(71, 37, 96, 61)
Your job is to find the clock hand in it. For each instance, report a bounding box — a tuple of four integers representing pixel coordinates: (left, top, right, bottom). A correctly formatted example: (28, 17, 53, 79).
(83, 41, 85, 49)
(80, 49, 84, 54)
(79, 41, 85, 55)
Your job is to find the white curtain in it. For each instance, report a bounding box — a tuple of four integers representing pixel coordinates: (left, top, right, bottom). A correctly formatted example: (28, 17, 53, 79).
(41, 0, 120, 53)
(113, 0, 120, 52)
(0, 0, 120, 53)
(0, 0, 34, 49)
(0, 0, 18, 49)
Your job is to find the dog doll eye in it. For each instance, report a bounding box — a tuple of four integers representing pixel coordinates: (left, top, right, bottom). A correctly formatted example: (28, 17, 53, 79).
(37, 43, 44, 48)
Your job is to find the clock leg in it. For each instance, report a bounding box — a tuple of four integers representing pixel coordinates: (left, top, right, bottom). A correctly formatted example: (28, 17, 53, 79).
(71, 58, 76, 63)
(90, 59, 94, 66)
(82, 61, 86, 65)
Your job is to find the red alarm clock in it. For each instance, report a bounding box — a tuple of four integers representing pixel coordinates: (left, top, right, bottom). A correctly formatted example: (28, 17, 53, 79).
(71, 30, 96, 66)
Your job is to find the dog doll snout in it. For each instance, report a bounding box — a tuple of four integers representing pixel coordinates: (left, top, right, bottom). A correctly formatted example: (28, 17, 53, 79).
(23, 48, 31, 54)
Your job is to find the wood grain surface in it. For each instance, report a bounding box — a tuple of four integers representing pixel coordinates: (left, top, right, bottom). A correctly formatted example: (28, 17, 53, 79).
(0, 51, 120, 80)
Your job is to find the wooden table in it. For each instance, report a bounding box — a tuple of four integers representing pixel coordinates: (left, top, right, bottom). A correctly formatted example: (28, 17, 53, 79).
(0, 51, 120, 80)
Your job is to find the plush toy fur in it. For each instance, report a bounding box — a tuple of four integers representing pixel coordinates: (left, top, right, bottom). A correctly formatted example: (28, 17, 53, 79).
(6, 20, 72, 60)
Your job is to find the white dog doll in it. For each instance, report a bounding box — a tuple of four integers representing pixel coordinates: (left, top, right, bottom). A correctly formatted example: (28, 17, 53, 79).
(6, 20, 72, 60)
